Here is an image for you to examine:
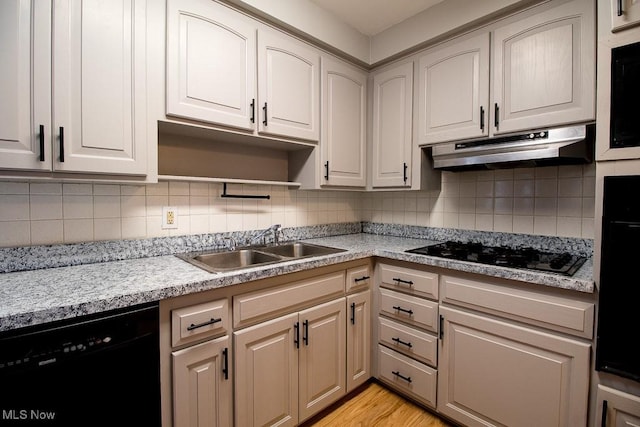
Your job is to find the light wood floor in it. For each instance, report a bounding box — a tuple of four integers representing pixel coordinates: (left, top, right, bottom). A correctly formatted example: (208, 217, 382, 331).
(303, 382, 457, 427)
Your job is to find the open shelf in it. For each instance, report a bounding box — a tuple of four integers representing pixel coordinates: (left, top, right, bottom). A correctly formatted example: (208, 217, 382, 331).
(158, 120, 316, 188)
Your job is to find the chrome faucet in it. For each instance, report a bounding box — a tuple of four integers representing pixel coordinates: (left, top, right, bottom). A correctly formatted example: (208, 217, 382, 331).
(223, 236, 238, 251)
(250, 224, 281, 245)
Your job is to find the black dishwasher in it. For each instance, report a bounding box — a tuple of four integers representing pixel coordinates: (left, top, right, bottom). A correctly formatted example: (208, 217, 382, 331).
(0, 302, 160, 426)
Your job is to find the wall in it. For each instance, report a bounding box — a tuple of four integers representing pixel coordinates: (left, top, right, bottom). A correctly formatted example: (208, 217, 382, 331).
(0, 163, 595, 248)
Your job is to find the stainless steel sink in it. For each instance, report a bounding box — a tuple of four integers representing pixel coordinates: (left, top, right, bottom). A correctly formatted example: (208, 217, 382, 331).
(192, 249, 282, 271)
(177, 242, 345, 273)
(259, 242, 344, 258)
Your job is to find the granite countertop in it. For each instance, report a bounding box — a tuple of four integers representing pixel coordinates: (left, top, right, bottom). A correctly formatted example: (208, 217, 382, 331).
(0, 232, 594, 332)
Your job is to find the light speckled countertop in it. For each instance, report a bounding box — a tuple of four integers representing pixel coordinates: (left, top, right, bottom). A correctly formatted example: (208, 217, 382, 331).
(0, 232, 594, 332)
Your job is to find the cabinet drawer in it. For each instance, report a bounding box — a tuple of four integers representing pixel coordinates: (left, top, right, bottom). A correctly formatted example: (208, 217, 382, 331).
(378, 344, 437, 408)
(379, 263, 438, 299)
(379, 288, 439, 333)
(441, 275, 595, 339)
(379, 317, 437, 367)
(234, 271, 345, 328)
(346, 265, 371, 292)
(172, 298, 228, 347)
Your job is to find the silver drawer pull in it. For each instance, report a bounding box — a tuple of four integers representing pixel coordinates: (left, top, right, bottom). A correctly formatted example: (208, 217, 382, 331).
(187, 317, 222, 331)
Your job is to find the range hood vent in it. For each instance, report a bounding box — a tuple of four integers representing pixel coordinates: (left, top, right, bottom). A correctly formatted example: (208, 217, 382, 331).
(429, 124, 594, 171)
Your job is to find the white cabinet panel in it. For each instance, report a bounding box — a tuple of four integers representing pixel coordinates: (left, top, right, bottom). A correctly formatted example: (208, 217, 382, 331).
(258, 29, 320, 142)
(166, 0, 257, 130)
(597, 385, 640, 427)
(492, 0, 595, 134)
(346, 290, 371, 392)
(321, 57, 367, 187)
(234, 313, 299, 427)
(611, 0, 640, 32)
(172, 336, 232, 427)
(417, 33, 490, 144)
(438, 306, 590, 427)
(52, 0, 149, 174)
(371, 62, 413, 188)
(0, 1, 51, 171)
(378, 344, 437, 408)
(299, 298, 346, 421)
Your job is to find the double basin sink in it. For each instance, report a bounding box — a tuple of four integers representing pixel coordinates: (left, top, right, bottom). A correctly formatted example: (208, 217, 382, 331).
(178, 242, 346, 273)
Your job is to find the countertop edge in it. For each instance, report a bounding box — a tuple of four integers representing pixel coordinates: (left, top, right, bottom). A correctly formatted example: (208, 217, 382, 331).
(0, 235, 595, 332)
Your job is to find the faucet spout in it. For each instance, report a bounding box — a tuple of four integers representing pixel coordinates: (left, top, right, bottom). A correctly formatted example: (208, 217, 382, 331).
(251, 224, 282, 245)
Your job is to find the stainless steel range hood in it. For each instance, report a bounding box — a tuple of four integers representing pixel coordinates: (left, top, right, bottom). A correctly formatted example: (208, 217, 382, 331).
(429, 124, 595, 171)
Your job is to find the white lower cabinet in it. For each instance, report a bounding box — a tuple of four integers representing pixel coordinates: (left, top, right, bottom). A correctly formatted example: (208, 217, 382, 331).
(234, 297, 346, 426)
(346, 290, 371, 392)
(172, 336, 232, 427)
(376, 262, 440, 408)
(597, 385, 640, 427)
(438, 305, 591, 427)
(378, 344, 437, 408)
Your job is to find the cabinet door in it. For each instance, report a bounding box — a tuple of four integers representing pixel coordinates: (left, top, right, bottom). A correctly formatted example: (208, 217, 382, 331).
(234, 313, 299, 427)
(611, 0, 640, 32)
(52, 0, 148, 174)
(172, 336, 232, 427)
(371, 62, 413, 188)
(0, 1, 51, 171)
(438, 306, 590, 427)
(346, 290, 371, 392)
(417, 33, 490, 145)
(299, 298, 346, 421)
(597, 385, 640, 427)
(492, 0, 595, 135)
(321, 57, 367, 187)
(166, 0, 257, 131)
(258, 28, 320, 141)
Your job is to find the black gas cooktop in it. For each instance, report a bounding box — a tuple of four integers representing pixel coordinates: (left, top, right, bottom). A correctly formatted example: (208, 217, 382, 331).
(406, 241, 587, 276)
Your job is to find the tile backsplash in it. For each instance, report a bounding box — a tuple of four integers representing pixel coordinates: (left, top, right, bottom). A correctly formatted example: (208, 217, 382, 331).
(361, 164, 595, 239)
(0, 164, 595, 248)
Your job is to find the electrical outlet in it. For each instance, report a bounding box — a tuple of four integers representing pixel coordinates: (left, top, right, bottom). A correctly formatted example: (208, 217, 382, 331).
(162, 206, 178, 229)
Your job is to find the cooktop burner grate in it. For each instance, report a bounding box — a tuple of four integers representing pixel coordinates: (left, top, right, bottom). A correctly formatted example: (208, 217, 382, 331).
(406, 241, 587, 276)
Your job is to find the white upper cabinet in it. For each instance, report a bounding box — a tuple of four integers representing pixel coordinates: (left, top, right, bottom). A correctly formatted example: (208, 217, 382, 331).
(416, 0, 595, 146)
(492, 0, 595, 135)
(371, 62, 413, 188)
(611, 0, 640, 32)
(165, 0, 320, 143)
(166, 0, 257, 131)
(52, 0, 149, 175)
(417, 33, 490, 145)
(257, 28, 320, 142)
(0, 0, 151, 175)
(0, 1, 51, 171)
(321, 57, 367, 187)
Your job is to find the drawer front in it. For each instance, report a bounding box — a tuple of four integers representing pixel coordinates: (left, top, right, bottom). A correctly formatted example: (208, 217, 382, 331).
(346, 265, 371, 292)
(441, 275, 595, 339)
(379, 288, 439, 333)
(172, 298, 228, 347)
(233, 271, 345, 328)
(378, 344, 437, 408)
(378, 317, 438, 367)
(379, 263, 438, 299)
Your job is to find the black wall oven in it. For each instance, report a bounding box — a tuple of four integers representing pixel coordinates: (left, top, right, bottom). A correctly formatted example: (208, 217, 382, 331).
(610, 41, 640, 148)
(596, 175, 640, 382)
